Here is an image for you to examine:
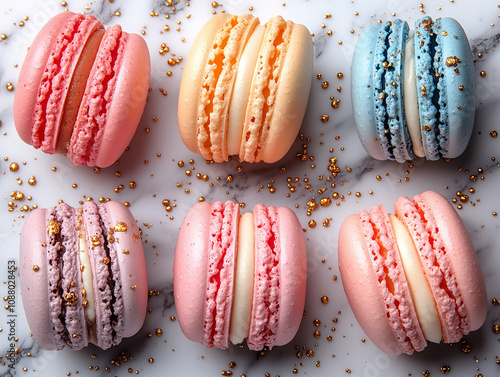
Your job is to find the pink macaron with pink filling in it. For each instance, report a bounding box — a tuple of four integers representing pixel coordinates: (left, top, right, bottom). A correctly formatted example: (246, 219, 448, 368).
(19, 200, 148, 350)
(14, 11, 150, 167)
(174, 200, 307, 350)
(338, 191, 487, 355)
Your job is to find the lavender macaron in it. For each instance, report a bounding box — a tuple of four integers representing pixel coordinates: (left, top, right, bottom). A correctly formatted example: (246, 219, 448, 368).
(19, 200, 148, 350)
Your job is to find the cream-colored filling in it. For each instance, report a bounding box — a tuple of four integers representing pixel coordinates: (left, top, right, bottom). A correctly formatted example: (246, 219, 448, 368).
(403, 31, 426, 158)
(389, 214, 442, 343)
(78, 219, 97, 344)
(227, 25, 265, 156)
(229, 212, 255, 344)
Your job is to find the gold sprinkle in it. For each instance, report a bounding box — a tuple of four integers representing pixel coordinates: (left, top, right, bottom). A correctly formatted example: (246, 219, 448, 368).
(28, 176, 36, 185)
(48, 220, 60, 235)
(308, 220, 316, 228)
(91, 236, 100, 247)
(6, 82, 14, 91)
(64, 292, 77, 306)
(445, 56, 461, 67)
(320, 114, 329, 123)
(321, 295, 329, 304)
(337, 72, 344, 79)
(114, 222, 128, 232)
(155, 328, 163, 336)
(122, 249, 130, 255)
(33, 265, 39, 272)
(480, 70, 486, 77)
(490, 130, 498, 138)
(9, 162, 19, 172)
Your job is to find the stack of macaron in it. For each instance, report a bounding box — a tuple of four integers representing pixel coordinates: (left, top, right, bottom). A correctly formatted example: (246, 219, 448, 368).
(174, 201, 307, 350)
(178, 14, 314, 164)
(338, 191, 487, 355)
(14, 11, 150, 168)
(351, 16, 475, 162)
(19, 201, 148, 350)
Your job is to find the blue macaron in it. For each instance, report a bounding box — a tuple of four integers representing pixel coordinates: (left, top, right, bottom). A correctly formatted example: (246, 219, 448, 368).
(351, 17, 475, 162)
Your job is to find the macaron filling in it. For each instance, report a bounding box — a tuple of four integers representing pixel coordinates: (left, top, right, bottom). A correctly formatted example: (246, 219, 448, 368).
(76, 212, 97, 344)
(227, 24, 265, 156)
(57, 28, 105, 154)
(403, 31, 426, 158)
(388, 214, 442, 343)
(229, 211, 255, 344)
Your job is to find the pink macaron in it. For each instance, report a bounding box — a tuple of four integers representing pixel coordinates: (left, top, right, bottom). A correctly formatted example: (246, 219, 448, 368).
(338, 191, 487, 355)
(14, 11, 150, 167)
(174, 201, 307, 350)
(19, 200, 148, 350)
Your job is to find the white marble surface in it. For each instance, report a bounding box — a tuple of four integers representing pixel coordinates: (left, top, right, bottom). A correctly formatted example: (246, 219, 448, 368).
(0, 0, 499, 375)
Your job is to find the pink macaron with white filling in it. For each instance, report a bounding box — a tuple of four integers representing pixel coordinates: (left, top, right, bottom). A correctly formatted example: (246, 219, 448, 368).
(19, 200, 148, 350)
(174, 201, 307, 350)
(338, 191, 487, 355)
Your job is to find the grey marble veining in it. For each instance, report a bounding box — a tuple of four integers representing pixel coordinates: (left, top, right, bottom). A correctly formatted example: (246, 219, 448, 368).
(0, 0, 499, 375)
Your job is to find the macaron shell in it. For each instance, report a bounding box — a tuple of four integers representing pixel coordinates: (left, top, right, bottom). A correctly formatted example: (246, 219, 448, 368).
(98, 201, 147, 339)
(413, 17, 475, 160)
(68, 25, 150, 167)
(82, 201, 117, 349)
(274, 207, 307, 346)
(88, 33, 150, 167)
(239, 16, 295, 163)
(14, 11, 77, 145)
(247, 204, 280, 350)
(414, 191, 487, 332)
(259, 22, 313, 163)
(339, 214, 408, 355)
(19, 208, 57, 350)
(435, 18, 475, 158)
(174, 202, 212, 344)
(178, 14, 232, 155)
(351, 22, 387, 161)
